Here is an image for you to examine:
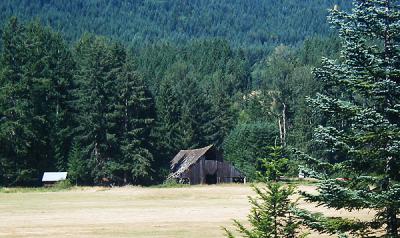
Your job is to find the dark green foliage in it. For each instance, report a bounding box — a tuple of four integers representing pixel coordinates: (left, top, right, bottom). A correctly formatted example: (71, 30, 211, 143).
(0, 0, 351, 57)
(73, 35, 121, 183)
(257, 147, 290, 182)
(0, 18, 75, 186)
(148, 41, 247, 177)
(0, 17, 35, 186)
(112, 59, 155, 185)
(224, 183, 307, 238)
(153, 75, 183, 166)
(251, 44, 330, 150)
(295, 208, 375, 237)
(206, 84, 237, 150)
(73, 35, 156, 185)
(0, 1, 346, 187)
(152, 59, 232, 175)
(296, 0, 400, 236)
(67, 141, 87, 185)
(224, 122, 279, 180)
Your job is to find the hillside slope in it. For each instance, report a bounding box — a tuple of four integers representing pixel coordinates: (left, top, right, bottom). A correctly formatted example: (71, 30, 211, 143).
(0, 0, 350, 48)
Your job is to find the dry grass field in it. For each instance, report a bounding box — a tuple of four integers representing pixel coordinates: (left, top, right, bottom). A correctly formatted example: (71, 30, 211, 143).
(0, 184, 375, 238)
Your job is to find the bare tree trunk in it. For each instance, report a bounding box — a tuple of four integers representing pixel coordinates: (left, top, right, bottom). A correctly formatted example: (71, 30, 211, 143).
(278, 117, 283, 146)
(278, 103, 287, 146)
(281, 103, 287, 146)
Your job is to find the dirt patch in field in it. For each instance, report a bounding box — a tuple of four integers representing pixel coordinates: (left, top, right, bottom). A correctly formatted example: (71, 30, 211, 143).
(0, 184, 375, 238)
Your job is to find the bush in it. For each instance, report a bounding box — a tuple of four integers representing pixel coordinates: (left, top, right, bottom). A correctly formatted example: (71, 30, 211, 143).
(53, 180, 72, 190)
(151, 178, 189, 188)
(224, 182, 309, 238)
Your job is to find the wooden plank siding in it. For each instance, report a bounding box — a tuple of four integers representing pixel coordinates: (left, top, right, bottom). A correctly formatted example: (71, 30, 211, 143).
(170, 145, 244, 185)
(180, 156, 243, 185)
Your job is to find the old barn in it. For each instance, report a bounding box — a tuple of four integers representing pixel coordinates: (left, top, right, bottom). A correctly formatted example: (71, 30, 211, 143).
(169, 145, 244, 185)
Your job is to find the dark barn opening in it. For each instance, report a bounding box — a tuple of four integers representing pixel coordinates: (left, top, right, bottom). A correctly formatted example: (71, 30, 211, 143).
(169, 145, 244, 185)
(205, 173, 217, 184)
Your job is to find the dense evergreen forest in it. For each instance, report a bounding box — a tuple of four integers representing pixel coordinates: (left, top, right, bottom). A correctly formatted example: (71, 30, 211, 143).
(1, 0, 399, 236)
(0, 0, 350, 59)
(0, 1, 345, 186)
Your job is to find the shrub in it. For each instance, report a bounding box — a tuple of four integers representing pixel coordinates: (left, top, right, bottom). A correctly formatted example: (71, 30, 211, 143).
(53, 180, 72, 190)
(224, 182, 309, 238)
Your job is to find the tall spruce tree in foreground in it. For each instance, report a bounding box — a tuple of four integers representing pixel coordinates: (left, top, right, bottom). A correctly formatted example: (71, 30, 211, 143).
(295, 0, 400, 236)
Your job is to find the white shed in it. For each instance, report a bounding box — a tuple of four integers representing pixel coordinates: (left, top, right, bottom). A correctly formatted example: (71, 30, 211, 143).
(42, 172, 68, 184)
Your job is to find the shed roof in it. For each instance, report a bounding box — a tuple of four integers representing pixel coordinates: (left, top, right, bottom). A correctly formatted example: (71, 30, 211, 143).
(42, 172, 68, 182)
(170, 145, 214, 178)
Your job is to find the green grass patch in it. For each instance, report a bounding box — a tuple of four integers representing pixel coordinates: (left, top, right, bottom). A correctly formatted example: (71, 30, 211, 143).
(0, 180, 73, 193)
(150, 179, 190, 188)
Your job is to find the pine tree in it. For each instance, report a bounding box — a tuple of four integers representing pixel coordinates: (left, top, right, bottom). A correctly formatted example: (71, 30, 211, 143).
(0, 17, 36, 185)
(295, 1, 400, 236)
(206, 79, 237, 149)
(67, 141, 87, 185)
(0, 18, 75, 185)
(73, 35, 121, 183)
(153, 76, 182, 167)
(176, 69, 212, 149)
(24, 21, 75, 172)
(258, 146, 290, 182)
(224, 183, 306, 238)
(113, 59, 155, 185)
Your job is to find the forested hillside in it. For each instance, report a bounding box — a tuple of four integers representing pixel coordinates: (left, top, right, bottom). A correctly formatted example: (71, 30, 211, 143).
(0, 0, 350, 54)
(2, 0, 400, 236)
(0, 1, 345, 186)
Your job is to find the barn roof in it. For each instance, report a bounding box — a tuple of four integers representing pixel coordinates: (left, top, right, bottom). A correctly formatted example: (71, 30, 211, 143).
(42, 172, 68, 182)
(170, 145, 214, 177)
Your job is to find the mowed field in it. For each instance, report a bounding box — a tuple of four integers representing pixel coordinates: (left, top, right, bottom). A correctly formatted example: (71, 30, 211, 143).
(0, 184, 375, 238)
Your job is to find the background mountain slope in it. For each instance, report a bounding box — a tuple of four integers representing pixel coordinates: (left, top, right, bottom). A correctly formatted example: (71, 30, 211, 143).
(0, 0, 350, 49)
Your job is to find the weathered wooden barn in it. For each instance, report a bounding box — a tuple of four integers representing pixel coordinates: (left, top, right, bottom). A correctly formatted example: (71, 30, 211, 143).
(169, 145, 244, 185)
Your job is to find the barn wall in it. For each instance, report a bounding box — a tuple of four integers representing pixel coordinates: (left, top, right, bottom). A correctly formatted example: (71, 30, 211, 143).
(182, 157, 205, 185)
(178, 155, 244, 185)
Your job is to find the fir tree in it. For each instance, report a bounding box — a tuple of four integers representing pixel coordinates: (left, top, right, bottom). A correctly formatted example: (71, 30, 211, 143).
(258, 146, 290, 182)
(113, 59, 155, 185)
(67, 141, 87, 185)
(206, 80, 237, 149)
(295, 1, 400, 236)
(0, 17, 36, 185)
(73, 35, 121, 183)
(25, 21, 75, 172)
(153, 76, 182, 166)
(176, 68, 212, 149)
(0, 18, 75, 185)
(224, 183, 306, 238)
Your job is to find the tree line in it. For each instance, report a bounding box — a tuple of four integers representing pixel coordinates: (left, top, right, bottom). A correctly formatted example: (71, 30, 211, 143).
(0, 19, 156, 185)
(0, 15, 341, 186)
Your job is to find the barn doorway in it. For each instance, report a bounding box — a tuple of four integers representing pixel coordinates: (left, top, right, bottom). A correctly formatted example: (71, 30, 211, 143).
(205, 173, 217, 185)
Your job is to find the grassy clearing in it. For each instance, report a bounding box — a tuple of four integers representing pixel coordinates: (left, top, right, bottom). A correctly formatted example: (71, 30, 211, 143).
(0, 184, 374, 238)
(0, 181, 74, 193)
(0, 184, 251, 238)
